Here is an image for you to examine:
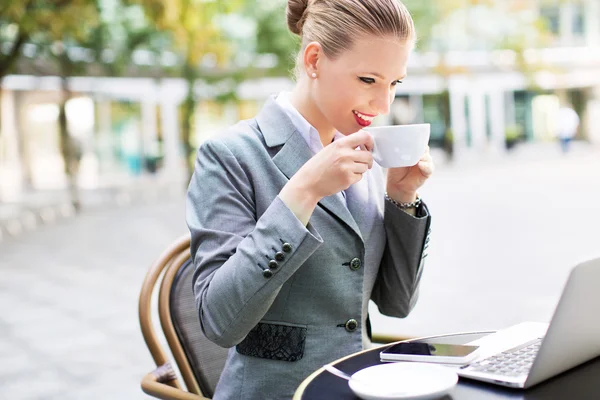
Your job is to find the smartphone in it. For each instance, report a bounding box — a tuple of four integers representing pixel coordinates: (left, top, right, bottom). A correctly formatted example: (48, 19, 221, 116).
(380, 341, 480, 364)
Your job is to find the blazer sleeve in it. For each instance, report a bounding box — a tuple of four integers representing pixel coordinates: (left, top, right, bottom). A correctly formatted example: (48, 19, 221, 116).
(186, 139, 323, 348)
(370, 198, 431, 318)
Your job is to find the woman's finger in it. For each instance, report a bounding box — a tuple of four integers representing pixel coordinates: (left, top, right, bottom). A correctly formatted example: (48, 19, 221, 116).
(419, 150, 432, 163)
(342, 130, 374, 151)
(352, 148, 374, 169)
(418, 160, 434, 177)
(351, 160, 370, 175)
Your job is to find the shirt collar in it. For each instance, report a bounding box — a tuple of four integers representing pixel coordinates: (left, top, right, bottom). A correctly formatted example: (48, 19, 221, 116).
(275, 91, 345, 154)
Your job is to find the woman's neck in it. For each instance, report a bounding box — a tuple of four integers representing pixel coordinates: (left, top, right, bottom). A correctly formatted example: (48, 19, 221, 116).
(289, 82, 336, 147)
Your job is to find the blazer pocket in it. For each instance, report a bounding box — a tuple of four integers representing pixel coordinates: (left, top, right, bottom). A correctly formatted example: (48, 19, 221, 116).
(236, 321, 307, 362)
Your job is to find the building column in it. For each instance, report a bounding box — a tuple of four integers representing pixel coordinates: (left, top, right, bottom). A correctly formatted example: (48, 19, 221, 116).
(0, 89, 23, 201)
(409, 94, 424, 123)
(160, 99, 182, 177)
(488, 90, 506, 154)
(467, 89, 487, 152)
(586, 85, 600, 145)
(585, 0, 600, 47)
(559, 2, 574, 45)
(95, 98, 113, 177)
(448, 77, 468, 158)
(505, 91, 516, 127)
(141, 96, 158, 173)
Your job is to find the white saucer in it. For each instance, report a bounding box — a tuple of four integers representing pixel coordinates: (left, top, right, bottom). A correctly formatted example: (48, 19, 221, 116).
(348, 362, 458, 400)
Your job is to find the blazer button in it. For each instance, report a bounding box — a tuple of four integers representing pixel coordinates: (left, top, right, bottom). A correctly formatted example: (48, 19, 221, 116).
(274, 251, 285, 262)
(345, 319, 358, 332)
(268, 260, 279, 270)
(349, 258, 362, 271)
(262, 269, 273, 278)
(282, 243, 293, 253)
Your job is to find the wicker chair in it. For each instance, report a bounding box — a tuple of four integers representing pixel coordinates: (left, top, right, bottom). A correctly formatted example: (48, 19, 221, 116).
(139, 235, 228, 400)
(139, 235, 412, 400)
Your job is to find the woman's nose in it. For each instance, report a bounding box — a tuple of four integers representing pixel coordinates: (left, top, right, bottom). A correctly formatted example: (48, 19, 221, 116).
(371, 89, 393, 115)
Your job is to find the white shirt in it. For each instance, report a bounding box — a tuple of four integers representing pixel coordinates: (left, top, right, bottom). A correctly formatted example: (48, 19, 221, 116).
(276, 91, 347, 205)
(557, 107, 580, 139)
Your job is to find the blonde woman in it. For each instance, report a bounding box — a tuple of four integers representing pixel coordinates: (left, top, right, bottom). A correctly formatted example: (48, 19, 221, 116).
(186, 0, 434, 398)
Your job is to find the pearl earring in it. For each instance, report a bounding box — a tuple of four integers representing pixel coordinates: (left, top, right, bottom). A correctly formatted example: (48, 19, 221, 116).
(311, 72, 317, 78)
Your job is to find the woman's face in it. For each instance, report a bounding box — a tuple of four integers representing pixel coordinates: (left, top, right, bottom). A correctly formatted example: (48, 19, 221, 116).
(311, 35, 412, 135)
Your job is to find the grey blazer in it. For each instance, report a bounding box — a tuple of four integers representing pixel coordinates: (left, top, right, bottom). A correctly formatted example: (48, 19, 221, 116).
(186, 96, 431, 400)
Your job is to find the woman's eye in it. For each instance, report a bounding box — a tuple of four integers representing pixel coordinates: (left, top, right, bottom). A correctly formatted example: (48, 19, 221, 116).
(359, 77, 375, 84)
(391, 80, 403, 86)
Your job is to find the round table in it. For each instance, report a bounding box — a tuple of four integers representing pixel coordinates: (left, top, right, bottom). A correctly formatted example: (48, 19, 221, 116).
(293, 331, 600, 400)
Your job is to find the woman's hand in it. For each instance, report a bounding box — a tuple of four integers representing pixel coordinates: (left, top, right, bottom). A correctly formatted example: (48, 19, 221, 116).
(386, 146, 434, 203)
(279, 131, 374, 225)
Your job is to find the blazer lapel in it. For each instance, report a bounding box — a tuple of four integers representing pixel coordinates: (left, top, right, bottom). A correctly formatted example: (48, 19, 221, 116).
(344, 176, 367, 233)
(256, 96, 363, 242)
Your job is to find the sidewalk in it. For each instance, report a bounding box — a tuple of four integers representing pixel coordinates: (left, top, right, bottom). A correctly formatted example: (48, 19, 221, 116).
(0, 201, 186, 400)
(0, 175, 185, 243)
(430, 139, 599, 170)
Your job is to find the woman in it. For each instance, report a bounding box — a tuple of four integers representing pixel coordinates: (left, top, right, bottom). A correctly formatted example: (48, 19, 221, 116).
(186, 0, 434, 398)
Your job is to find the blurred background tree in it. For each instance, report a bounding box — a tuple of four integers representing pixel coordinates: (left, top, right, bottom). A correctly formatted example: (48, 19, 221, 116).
(0, 2, 31, 89)
(1, 0, 163, 208)
(133, 0, 246, 180)
(0, 1, 33, 196)
(33, 1, 100, 211)
(132, 0, 301, 180)
(93, 0, 165, 78)
(1, 0, 100, 208)
(242, 0, 299, 78)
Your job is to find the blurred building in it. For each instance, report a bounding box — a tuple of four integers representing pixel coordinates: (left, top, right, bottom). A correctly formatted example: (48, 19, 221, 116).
(0, 75, 286, 200)
(1, 0, 600, 201)
(390, 0, 600, 157)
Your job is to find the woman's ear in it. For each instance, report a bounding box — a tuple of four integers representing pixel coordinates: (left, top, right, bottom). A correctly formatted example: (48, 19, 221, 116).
(303, 42, 322, 79)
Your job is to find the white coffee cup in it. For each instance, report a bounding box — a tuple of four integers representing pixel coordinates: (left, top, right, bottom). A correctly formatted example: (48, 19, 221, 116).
(364, 123, 430, 168)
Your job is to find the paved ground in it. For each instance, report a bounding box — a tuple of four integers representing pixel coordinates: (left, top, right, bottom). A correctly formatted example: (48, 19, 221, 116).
(1, 142, 599, 399)
(0, 199, 187, 400)
(0, 176, 183, 243)
(371, 142, 600, 338)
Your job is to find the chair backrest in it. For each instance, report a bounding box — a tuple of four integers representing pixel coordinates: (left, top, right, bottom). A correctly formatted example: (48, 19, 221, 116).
(170, 258, 229, 397)
(139, 235, 228, 399)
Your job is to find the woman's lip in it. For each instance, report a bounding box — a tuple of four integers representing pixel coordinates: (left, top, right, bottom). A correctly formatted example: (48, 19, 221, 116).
(354, 112, 372, 127)
(354, 110, 377, 117)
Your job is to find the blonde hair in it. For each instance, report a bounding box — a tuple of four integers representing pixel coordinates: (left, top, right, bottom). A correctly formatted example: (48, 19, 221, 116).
(286, 0, 416, 77)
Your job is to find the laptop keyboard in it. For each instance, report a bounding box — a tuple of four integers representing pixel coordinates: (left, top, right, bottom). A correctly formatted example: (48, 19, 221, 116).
(463, 338, 542, 377)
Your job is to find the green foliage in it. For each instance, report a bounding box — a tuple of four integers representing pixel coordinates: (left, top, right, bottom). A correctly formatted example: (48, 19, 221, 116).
(2, 0, 97, 40)
(401, 0, 443, 50)
(249, 0, 299, 77)
(133, 0, 244, 68)
(133, 0, 247, 179)
(505, 124, 524, 141)
(0, 1, 96, 78)
(93, 0, 164, 76)
(0, 0, 166, 80)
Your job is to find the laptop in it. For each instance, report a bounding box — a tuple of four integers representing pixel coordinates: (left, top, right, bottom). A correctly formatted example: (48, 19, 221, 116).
(456, 257, 600, 389)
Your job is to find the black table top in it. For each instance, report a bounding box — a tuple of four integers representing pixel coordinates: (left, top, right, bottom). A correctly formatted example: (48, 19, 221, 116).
(295, 333, 600, 400)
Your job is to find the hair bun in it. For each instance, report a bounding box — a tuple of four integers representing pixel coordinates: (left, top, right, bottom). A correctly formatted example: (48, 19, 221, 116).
(287, 0, 310, 36)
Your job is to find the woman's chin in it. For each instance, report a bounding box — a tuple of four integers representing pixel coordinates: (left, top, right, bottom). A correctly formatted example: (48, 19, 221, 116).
(335, 124, 361, 136)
